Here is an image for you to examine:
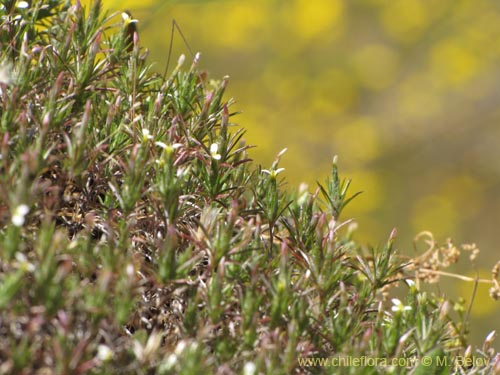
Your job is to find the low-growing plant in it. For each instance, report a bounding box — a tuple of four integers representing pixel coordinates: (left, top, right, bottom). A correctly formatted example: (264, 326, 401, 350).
(0, 1, 499, 374)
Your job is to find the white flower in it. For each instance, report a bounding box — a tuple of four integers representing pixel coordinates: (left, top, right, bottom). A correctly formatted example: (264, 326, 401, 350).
(155, 142, 182, 154)
(141, 128, 153, 143)
(155, 141, 167, 149)
(404, 278, 418, 292)
(14, 252, 35, 273)
(210, 143, 221, 160)
(12, 204, 29, 227)
(16, 1, 29, 9)
(121, 11, 138, 26)
(404, 279, 415, 288)
(97, 344, 113, 362)
(243, 362, 257, 375)
(262, 167, 285, 179)
(391, 298, 412, 313)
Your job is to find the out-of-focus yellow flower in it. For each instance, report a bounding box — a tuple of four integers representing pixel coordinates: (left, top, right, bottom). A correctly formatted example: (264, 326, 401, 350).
(341, 169, 382, 215)
(352, 44, 400, 90)
(380, 0, 428, 43)
(333, 118, 381, 164)
(398, 72, 442, 123)
(201, 2, 267, 50)
(289, 0, 344, 40)
(310, 68, 358, 115)
(411, 195, 457, 236)
(430, 39, 479, 86)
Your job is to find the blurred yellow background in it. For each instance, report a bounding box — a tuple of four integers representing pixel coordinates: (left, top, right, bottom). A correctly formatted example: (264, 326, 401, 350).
(85, 0, 500, 347)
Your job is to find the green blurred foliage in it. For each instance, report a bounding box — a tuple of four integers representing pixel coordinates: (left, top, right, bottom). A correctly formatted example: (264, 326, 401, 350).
(85, 0, 500, 343)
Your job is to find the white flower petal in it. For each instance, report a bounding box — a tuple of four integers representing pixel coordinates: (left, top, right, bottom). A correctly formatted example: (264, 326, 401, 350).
(97, 344, 113, 362)
(243, 362, 257, 375)
(210, 143, 221, 160)
(12, 204, 29, 227)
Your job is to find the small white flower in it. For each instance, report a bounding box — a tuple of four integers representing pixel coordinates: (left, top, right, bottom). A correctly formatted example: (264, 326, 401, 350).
(12, 204, 29, 227)
(405, 279, 415, 288)
(171, 143, 183, 150)
(16, 1, 29, 9)
(155, 142, 182, 154)
(243, 362, 257, 375)
(210, 143, 221, 160)
(155, 141, 167, 149)
(262, 167, 285, 179)
(404, 279, 418, 292)
(97, 344, 113, 362)
(121, 11, 138, 25)
(14, 252, 35, 273)
(391, 298, 411, 313)
(141, 128, 153, 143)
